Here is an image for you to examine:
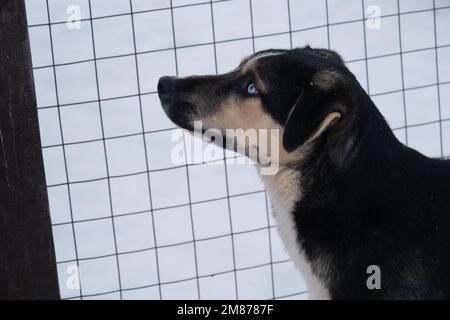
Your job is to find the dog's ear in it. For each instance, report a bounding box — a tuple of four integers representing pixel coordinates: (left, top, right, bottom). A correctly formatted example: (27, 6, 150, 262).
(282, 70, 349, 153)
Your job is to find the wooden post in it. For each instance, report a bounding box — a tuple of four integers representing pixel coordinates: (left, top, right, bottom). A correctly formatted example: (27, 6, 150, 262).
(0, 0, 60, 299)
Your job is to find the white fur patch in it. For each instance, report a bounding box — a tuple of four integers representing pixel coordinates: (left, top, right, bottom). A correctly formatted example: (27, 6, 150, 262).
(244, 50, 285, 66)
(261, 168, 330, 300)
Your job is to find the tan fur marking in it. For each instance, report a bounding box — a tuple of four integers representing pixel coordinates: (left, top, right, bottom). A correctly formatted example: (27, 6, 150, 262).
(240, 62, 267, 94)
(241, 60, 256, 76)
(200, 97, 306, 166)
(308, 112, 341, 142)
(203, 97, 271, 130)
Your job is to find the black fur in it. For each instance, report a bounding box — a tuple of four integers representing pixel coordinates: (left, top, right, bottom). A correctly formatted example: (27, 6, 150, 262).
(158, 47, 450, 299)
(284, 48, 450, 299)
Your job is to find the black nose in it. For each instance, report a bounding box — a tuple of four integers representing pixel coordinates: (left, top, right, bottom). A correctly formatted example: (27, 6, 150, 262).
(158, 76, 177, 98)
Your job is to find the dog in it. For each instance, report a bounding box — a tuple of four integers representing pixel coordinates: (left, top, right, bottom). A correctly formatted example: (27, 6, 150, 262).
(157, 47, 450, 299)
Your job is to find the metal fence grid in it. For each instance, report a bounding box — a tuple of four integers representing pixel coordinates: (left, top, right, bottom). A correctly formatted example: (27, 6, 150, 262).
(25, 0, 450, 299)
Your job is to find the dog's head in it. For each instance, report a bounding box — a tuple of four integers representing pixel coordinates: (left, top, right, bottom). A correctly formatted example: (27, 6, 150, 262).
(158, 47, 367, 167)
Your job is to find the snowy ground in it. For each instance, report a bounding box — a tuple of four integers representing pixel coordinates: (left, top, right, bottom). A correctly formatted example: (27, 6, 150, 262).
(26, 0, 450, 299)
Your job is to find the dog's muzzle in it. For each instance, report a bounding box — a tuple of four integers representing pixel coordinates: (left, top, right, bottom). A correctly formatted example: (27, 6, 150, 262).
(157, 76, 196, 131)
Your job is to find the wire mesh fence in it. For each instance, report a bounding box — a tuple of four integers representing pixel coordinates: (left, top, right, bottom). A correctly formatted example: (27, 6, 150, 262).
(25, 0, 450, 299)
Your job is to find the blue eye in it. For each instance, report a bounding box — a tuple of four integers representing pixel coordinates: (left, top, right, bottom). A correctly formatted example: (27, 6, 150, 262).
(247, 82, 258, 95)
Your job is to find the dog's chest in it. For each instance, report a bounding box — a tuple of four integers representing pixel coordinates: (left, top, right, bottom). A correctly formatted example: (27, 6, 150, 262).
(261, 169, 330, 300)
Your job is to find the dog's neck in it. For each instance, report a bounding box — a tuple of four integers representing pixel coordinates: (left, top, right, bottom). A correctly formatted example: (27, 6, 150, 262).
(260, 166, 301, 210)
(260, 166, 331, 299)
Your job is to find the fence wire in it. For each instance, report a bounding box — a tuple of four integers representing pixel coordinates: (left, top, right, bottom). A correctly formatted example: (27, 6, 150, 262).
(26, 0, 450, 299)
